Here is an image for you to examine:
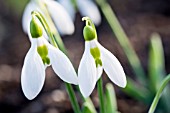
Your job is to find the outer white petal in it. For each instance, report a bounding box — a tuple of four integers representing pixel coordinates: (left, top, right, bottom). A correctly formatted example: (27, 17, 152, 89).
(47, 44, 78, 85)
(45, 0, 75, 35)
(58, 0, 76, 20)
(97, 43, 127, 88)
(22, 1, 36, 33)
(22, 1, 49, 40)
(96, 66, 103, 81)
(77, 0, 101, 26)
(78, 41, 96, 98)
(21, 39, 45, 100)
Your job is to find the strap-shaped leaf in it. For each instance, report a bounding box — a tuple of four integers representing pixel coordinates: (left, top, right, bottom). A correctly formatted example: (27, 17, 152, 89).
(82, 98, 97, 113)
(105, 83, 118, 113)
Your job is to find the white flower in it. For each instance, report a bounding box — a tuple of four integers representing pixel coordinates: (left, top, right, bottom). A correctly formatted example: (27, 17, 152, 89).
(58, 0, 101, 26)
(21, 18, 78, 100)
(78, 17, 126, 98)
(78, 39, 127, 97)
(22, 0, 74, 35)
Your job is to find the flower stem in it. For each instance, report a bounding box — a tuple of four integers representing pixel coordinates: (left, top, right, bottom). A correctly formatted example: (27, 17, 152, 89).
(95, 0, 146, 85)
(148, 74, 170, 113)
(97, 78, 105, 113)
(65, 83, 81, 113)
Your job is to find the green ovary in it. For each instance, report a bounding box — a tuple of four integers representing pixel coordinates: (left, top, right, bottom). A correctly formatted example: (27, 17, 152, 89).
(90, 47, 102, 67)
(30, 17, 43, 38)
(37, 45, 50, 65)
(83, 26, 96, 41)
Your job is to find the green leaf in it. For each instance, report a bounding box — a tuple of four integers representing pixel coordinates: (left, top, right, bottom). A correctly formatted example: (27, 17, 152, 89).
(82, 98, 97, 113)
(105, 83, 118, 113)
(148, 33, 165, 92)
(148, 33, 170, 112)
(5, 0, 29, 16)
(122, 77, 151, 104)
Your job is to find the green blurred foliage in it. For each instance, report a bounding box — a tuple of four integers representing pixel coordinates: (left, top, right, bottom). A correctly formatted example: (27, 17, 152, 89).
(5, 0, 29, 16)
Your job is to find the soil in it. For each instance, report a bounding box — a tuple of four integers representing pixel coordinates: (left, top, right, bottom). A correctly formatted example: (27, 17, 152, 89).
(0, 0, 170, 113)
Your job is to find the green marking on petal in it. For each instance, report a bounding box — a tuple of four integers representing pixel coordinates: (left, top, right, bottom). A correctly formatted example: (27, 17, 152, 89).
(90, 47, 100, 58)
(95, 58, 102, 67)
(42, 57, 50, 65)
(37, 45, 48, 57)
(90, 47, 102, 67)
(37, 45, 50, 65)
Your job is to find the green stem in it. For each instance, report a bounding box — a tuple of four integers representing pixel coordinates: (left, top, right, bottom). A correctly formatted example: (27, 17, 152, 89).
(97, 78, 105, 113)
(148, 74, 170, 113)
(96, 0, 146, 85)
(66, 83, 81, 113)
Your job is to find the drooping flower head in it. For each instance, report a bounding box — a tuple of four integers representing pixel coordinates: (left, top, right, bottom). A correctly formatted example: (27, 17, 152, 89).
(22, 0, 74, 35)
(21, 16, 78, 100)
(58, 0, 101, 26)
(78, 17, 127, 98)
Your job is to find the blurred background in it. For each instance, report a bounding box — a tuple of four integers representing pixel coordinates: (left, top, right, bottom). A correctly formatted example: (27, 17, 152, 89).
(0, 0, 170, 113)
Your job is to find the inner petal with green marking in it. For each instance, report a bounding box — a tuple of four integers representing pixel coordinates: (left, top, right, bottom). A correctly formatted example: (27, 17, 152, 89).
(90, 47, 102, 67)
(37, 45, 50, 65)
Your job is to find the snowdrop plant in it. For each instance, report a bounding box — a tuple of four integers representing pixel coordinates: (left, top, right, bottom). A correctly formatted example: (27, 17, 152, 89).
(78, 17, 127, 98)
(21, 15, 78, 100)
(58, 0, 101, 26)
(22, 0, 74, 35)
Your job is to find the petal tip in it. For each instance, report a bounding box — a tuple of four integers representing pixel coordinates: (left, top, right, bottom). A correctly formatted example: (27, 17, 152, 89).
(21, 87, 37, 100)
(116, 76, 127, 88)
(79, 87, 90, 98)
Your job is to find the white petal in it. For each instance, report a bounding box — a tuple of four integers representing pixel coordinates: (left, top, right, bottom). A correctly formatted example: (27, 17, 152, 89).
(98, 43, 127, 87)
(77, 0, 101, 26)
(58, 0, 76, 20)
(45, 0, 75, 35)
(78, 41, 96, 97)
(48, 44, 78, 85)
(96, 66, 103, 81)
(21, 40, 45, 100)
(22, 1, 35, 33)
(22, 1, 49, 40)
(88, 39, 103, 81)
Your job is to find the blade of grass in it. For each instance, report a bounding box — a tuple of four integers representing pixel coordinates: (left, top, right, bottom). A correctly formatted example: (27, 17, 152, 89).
(122, 77, 151, 104)
(82, 98, 97, 113)
(148, 74, 170, 113)
(148, 33, 170, 112)
(105, 83, 118, 113)
(149, 33, 165, 92)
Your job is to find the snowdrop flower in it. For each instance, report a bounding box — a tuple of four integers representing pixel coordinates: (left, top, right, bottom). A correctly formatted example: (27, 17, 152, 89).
(21, 17, 78, 100)
(78, 17, 126, 97)
(22, 0, 74, 35)
(58, 0, 101, 26)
